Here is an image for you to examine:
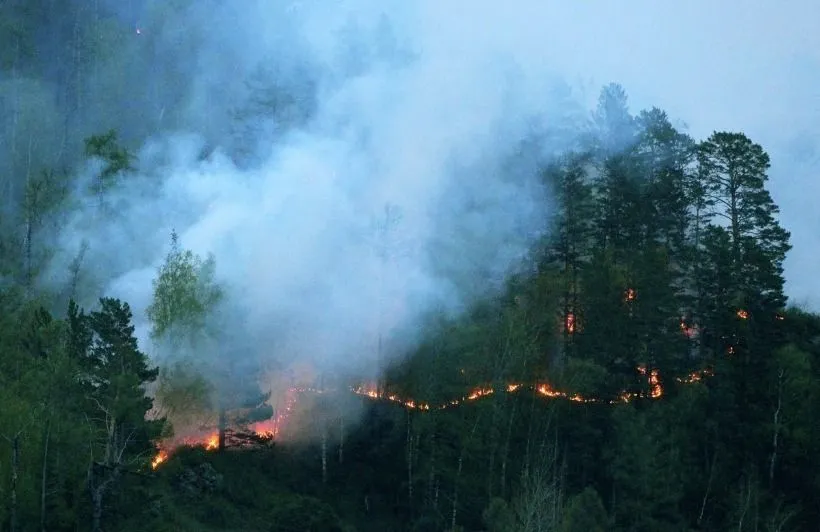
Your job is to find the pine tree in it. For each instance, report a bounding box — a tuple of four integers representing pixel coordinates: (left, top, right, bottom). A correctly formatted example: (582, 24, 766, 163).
(67, 297, 162, 532)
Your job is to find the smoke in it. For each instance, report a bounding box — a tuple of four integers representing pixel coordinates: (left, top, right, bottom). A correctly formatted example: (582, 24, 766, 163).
(41, 0, 819, 398)
(45, 1, 586, 393)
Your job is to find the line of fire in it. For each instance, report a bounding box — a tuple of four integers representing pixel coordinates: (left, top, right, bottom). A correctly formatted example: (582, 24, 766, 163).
(150, 286, 780, 470)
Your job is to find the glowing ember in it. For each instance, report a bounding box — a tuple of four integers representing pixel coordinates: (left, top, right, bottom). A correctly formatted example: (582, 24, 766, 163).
(636, 365, 662, 398)
(151, 450, 168, 470)
(680, 317, 698, 339)
(676, 368, 713, 384)
(467, 387, 493, 400)
(205, 434, 218, 450)
(624, 288, 636, 302)
(565, 312, 576, 334)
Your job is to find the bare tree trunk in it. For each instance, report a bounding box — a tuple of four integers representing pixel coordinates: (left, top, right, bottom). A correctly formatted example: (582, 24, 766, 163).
(68, 240, 89, 301)
(698, 448, 717, 526)
(451, 417, 481, 531)
(451, 453, 463, 531)
(41, 421, 51, 532)
(499, 400, 518, 498)
(769, 368, 784, 484)
(736, 475, 753, 532)
(89, 464, 121, 532)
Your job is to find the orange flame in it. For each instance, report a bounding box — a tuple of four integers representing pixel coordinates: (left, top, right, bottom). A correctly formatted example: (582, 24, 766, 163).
(736, 309, 748, 320)
(205, 434, 218, 450)
(624, 288, 636, 302)
(151, 450, 168, 470)
(565, 312, 576, 334)
(680, 317, 698, 339)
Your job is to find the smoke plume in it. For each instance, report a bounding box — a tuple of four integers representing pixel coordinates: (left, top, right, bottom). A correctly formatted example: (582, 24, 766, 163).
(45, 1, 586, 393)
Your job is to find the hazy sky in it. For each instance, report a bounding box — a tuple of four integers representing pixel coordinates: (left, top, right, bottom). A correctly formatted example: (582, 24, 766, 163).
(535, 1, 820, 308)
(84, 0, 820, 378)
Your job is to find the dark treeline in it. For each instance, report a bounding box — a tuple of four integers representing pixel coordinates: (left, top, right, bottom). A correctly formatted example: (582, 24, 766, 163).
(2, 4, 820, 532)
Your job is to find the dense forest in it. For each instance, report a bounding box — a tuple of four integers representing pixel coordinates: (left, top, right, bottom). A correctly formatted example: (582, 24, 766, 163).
(2, 2, 820, 531)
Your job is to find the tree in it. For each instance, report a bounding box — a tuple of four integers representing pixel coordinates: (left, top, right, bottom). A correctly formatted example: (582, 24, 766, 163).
(561, 487, 609, 532)
(68, 297, 163, 532)
(146, 230, 223, 346)
(541, 153, 595, 362)
(696, 132, 791, 310)
(83, 130, 134, 208)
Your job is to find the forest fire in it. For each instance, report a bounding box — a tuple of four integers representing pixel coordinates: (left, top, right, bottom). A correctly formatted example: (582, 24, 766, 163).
(151, 362, 721, 471)
(565, 312, 576, 334)
(680, 317, 699, 338)
(151, 451, 168, 470)
(637, 365, 662, 398)
(150, 386, 307, 469)
(150, 300, 754, 471)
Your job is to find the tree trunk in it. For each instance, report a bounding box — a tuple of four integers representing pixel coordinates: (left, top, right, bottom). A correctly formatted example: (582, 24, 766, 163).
(90, 464, 120, 532)
(91, 488, 103, 532)
(698, 448, 718, 526)
(769, 368, 784, 484)
(451, 454, 463, 531)
(499, 400, 518, 498)
(427, 430, 437, 509)
(41, 421, 51, 532)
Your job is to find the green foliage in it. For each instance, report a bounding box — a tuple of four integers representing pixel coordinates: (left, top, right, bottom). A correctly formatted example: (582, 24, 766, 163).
(154, 360, 215, 428)
(146, 230, 224, 344)
(561, 488, 609, 532)
(84, 129, 134, 199)
(0, 37, 817, 530)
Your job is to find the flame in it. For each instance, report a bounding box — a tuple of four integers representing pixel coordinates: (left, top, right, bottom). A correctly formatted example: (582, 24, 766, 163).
(467, 387, 493, 400)
(151, 450, 168, 470)
(736, 309, 748, 320)
(151, 354, 724, 470)
(680, 317, 699, 339)
(565, 312, 576, 334)
(624, 288, 636, 302)
(150, 386, 311, 469)
(648, 369, 662, 398)
(205, 434, 218, 450)
(676, 368, 713, 384)
(636, 365, 663, 398)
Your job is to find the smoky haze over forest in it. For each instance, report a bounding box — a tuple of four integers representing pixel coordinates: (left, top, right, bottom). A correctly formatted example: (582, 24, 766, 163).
(31, 0, 579, 385)
(6, 0, 817, 387)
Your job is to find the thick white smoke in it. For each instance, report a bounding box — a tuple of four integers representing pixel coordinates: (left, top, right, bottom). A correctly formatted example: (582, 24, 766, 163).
(47, 0, 820, 390)
(47, 1, 584, 387)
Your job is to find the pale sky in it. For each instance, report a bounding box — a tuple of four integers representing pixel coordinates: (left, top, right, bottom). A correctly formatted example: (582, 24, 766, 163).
(526, 1, 820, 309)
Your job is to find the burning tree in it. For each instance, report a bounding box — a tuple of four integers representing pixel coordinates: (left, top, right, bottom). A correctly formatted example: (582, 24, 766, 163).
(146, 231, 271, 451)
